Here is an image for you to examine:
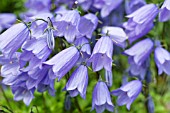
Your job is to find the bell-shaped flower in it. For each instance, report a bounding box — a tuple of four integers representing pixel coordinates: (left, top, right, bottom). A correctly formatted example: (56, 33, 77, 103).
(88, 36, 113, 72)
(128, 57, 150, 80)
(159, 0, 170, 22)
(124, 38, 153, 66)
(123, 4, 158, 43)
(0, 23, 30, 58)
(12, 85, 35, 106)
(64, 65, 88, 99)
(77, 13, 98, 39)
(0, 13, 16, 32)
(92, 81, 114, 113)
(20, 37, 52, 71)
(93, 0, 123, 18)
(0, 53, 22, 85)
(154, 46, 170, 75)
(102, 26, 128, 48)
(54, 10, 80, 43)
(111, 80, 142, 110)
(125, 0, 146, 14)
(43, 46, 80, 81)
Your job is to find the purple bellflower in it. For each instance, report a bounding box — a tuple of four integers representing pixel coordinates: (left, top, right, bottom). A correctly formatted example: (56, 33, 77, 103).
(54, 10, 80, 43)
(125, 0, 146, 15)
(123, 4, 158, 43)
(64, 65, 88, 99)
(25, 0, 51, 12)
(0, 13, 16, 32)
(128, 57, 150, 80)
(102, 26, 127, 48)
(20, 37, 52, 71)
(92, 81, 114, 113)
(43, 46, 80, 81)
(0, 23, 30, 58)
(12, 85, 35, 106)
(111, 80, 142, 110)
(0, 53, 22, 85)
(74, 37, 91, 66)
(77, 13, 98, 39)
(124, 38, 153, 66)
(93, 0, 123, 18)
(88, 36, 113, 72)
(154, 45, 170, 75)
(77, 0, 93, 11)
(159, 0, 170, 22)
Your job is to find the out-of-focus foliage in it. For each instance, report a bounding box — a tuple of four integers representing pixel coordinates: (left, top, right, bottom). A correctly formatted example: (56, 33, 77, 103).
(0, 0, 26, 15)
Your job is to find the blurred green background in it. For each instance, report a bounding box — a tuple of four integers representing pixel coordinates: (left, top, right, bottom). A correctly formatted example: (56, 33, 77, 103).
(0, 0, 170, 113)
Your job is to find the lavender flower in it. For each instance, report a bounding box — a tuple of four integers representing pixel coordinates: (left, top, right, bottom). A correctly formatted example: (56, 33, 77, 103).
(93, 0, 123, 18)
(88, 36, 113, 72)
(77, 13, 98, 39)
(159, 0, 170, 22)
(54, 10, 80, 43)
(92, 81, 114, 113)
(124, 38, 153, 66)
(102, 26, 127, 48)
(0, 53, 22, 85)
(77, 0, 93, 11)
(154, 46, 170, 75)
(43, 46, 80, 80)
(128, 57, 150, 80)
(64, 65, 88, 99)
(12, 85, 35, 106)
(25, 0, 51, 12)
(125, 0, 146, 14)
(0, 23, 30, 58)
(20, 37, 52, 71)
(0, 13, 16, 32)
(123, 4, 158, 43)
(111, 80, 142, 110)
(74, 37, 91, 56)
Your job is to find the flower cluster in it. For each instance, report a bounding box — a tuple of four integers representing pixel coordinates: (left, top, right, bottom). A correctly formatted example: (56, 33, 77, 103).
(0, 0, 170, 112)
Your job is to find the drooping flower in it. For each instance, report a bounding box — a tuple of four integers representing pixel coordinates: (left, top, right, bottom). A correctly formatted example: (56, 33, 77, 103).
(54, 10, 80, 43)
(43, 46, 80, 81)
(88, 36, 113, 72)
(74, 37, 91, 57)
(154, 46, 170, 75)
(0, 53, 22, 85)
(124, 38, 153, 66)
(128, 57, 150, 80)
(25, 0, 51, 12)
(92, 81, 114, 113)
(159, 0, 170, 22)
(93, 0, 123, 18)
(0, 23, 30, 58)
(125, 0, 146, 14)
(123, 4, 158, 43)
(64, 65, 88, 99)
(77, 13, 98, 39)
(12, 85, 35, 106)
(111, 80, 142, 110)
(0, 13, 16, 32)
(102, 26, 127, 48)
(20, 37, 52, 71)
